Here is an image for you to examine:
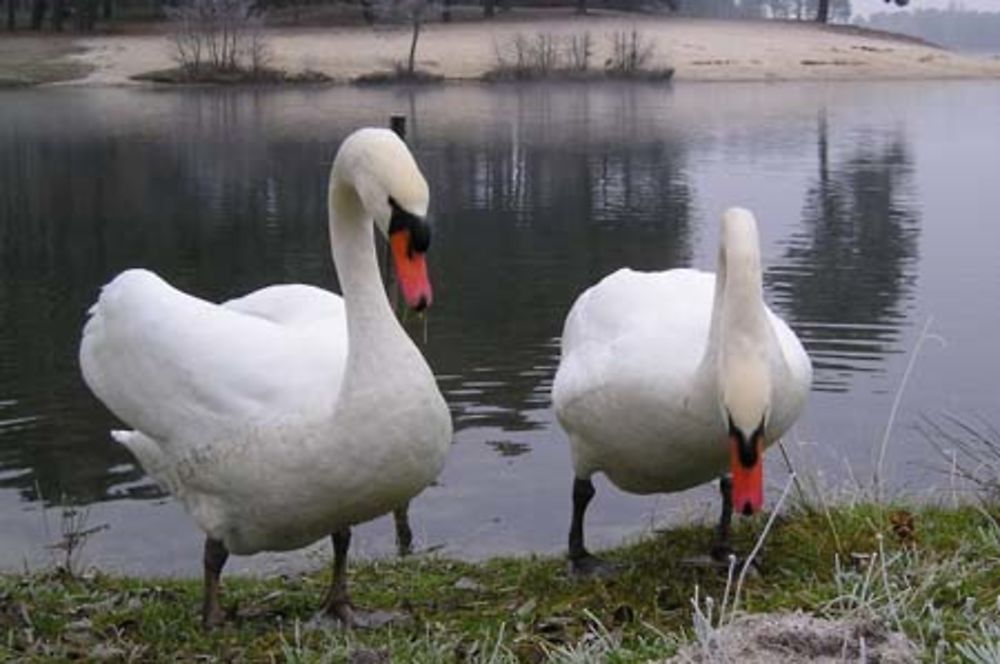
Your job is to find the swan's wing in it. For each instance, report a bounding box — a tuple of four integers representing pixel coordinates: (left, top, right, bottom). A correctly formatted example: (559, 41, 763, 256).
(80, 269, 347, 451)
(766, 312, 813, 440)
(222, 283, 345, 327)
(553, 268, 715, 416)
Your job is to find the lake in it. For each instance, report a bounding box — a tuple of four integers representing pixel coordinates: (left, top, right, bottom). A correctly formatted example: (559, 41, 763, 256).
(1, 81, 998, 576)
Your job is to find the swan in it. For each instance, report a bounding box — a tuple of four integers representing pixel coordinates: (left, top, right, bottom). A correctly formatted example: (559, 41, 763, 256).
(551, 207, 811, 575)
(79, 128, 452, 627)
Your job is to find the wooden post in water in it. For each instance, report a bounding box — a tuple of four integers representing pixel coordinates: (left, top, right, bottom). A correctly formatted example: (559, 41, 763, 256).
(389, 112, 414, 556)
(390, 115, 406, 141)
(382, 113, 407, 299)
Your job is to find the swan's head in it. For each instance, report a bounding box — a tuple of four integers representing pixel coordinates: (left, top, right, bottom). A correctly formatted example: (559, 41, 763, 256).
(724, 375, 769, 518)
(332, 128, 433, 311)
(719, 207, 769, 516)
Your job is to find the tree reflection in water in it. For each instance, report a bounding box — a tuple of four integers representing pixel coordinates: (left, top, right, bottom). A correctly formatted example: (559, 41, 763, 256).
(0, 86, 693, 504)
(766, 111, 920, 393)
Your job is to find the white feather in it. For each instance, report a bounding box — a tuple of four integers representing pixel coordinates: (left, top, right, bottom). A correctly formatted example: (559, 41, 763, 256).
(552, 209, 811, 495)
(79, 129, 452, 555)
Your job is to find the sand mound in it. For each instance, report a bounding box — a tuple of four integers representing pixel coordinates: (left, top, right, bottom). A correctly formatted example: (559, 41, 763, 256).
(59, 13, 1000, 86)
(669, 611, 919, 663)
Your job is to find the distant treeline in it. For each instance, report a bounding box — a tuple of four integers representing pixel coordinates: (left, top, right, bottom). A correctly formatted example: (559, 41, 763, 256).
(672, 0, 850, 21)
(4, 0, 852, 32)
(858, 8, 1000, 52)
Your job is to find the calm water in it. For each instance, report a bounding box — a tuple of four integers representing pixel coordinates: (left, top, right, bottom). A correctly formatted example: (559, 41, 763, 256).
(1, 81, 998, 575)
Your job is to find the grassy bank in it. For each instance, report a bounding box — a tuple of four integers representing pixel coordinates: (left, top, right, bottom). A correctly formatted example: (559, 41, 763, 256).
(2, 502, 999, 661)
(0, 37, 92, 87)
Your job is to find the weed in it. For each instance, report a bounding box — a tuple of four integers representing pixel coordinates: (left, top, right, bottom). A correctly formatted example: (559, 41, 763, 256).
(487, 29, 672, 82)
(606, 29, 655, 75)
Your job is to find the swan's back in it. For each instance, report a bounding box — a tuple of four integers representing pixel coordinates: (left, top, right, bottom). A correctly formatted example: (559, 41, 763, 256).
(554, 268, 714, 417)
(80, 269, 348, 451)
(552, 266, 810, 492)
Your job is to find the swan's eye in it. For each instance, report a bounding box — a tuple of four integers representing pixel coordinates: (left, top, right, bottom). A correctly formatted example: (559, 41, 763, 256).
(409, 219, 431, 253)
(727, 414, 760, 468)
(388, 197, 432, 256)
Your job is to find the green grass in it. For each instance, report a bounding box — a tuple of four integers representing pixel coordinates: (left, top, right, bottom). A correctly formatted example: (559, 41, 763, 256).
(3, 502, 1000, 661)
(0, 36, 92, 87)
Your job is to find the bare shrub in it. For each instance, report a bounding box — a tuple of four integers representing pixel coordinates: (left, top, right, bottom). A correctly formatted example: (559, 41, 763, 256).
(491, 32, 564, 78)
(44, 504, 108, 577)
(243, 22, 271, 74)
(488, 29, 670, 81)
(566, 32, 593, 72)
(606, 28, 655, 74)
(510, 33, 530, 70)
(165, 0, 268, 75)
(530, 32, 560, 74)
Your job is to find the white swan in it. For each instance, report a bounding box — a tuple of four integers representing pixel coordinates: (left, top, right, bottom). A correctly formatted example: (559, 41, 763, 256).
(552, 207, 811, 574)
(79, 128, 452, 626)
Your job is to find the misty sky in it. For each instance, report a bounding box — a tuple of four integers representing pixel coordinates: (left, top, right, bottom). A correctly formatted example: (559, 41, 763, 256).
(852, 0, 1000, 17)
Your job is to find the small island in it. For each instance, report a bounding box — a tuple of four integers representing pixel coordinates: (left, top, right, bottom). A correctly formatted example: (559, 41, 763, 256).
(2, 5, 1000, 87)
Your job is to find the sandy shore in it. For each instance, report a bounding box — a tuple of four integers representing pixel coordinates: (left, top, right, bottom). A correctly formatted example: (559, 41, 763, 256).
(35, 12, 1000, 85)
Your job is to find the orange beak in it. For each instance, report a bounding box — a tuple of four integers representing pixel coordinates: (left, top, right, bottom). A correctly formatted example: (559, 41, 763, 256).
(390, 229, 432, 311)
(730, 436, 764, 516)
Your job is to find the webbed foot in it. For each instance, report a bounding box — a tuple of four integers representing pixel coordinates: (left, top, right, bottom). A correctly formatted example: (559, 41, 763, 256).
(568, 553, 624, 579)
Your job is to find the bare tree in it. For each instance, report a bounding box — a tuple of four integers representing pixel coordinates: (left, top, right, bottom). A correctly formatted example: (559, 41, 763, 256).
(166, 0, 269, 75)
(567, 32, 593, 71)
(371, 0, 435, 77)
(607, 29, 654, 74)
(50, 0, 63, 30)
(406, 1, 423, 74)
(30, 0, 46, 29)
(815, 0, 829, 21)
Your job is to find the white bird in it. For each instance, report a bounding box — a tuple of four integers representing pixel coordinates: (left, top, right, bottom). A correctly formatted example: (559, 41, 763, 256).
(551, 207, 811, 575)
(79, 128, 452, 627)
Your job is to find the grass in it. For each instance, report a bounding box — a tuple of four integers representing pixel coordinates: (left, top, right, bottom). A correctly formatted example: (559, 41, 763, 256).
(2, 501, 999, 661)
(353, 66, 444, 86)
(131, 66, 334, 85)
(0, 36, 93, 87)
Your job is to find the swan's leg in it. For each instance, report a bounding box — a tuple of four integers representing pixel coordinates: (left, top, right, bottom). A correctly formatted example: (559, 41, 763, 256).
(202, 537, 229, 629)
(711, 474, 735, 561)
(320, 528, 355, 626)
(568, 476, 619, 577)
(315, 528, 408, 630)
(393, 502, 413, 557)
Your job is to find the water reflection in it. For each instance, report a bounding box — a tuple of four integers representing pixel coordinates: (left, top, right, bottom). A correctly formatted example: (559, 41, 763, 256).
(2, 81, 996, 570)
(0, 111, 335, 505)
(766, 111, 920, 393)
(0, 85, 694, 502)
(423, 88, 693, 433)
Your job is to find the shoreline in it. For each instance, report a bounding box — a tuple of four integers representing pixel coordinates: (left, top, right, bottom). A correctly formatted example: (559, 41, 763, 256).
(3, 12, 1000, 88)
(0, 501, 992, 660)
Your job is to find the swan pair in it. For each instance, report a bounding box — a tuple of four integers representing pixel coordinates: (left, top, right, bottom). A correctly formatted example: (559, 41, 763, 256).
(79, 128, 811, 627)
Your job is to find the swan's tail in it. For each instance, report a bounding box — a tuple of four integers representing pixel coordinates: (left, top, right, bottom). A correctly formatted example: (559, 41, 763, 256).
(110, 429, 134, 446)
(110, 429, 178, 495)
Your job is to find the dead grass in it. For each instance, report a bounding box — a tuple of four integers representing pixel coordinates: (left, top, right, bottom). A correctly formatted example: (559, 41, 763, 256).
(1, 502, 998, 661)
(0, 36, 93, 86)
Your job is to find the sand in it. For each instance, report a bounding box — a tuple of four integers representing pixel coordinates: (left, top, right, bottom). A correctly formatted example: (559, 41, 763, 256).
(56, 12, 1000, 86)
(667, 611, 919, 663)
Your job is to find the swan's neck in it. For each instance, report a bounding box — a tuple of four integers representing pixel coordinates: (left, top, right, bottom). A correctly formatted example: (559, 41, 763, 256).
(329, 182, 406, 366)
(701, 226, 771, 429)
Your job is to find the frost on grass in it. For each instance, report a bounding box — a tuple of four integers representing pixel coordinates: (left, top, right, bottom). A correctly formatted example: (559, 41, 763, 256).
(668, 611, 919, 664)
